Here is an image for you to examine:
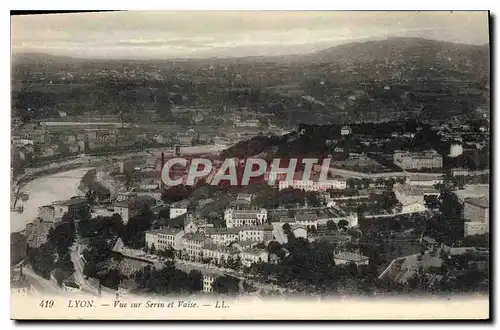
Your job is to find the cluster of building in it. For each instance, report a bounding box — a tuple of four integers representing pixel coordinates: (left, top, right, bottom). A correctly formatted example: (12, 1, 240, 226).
(26, 196, 88, 248)
(145, 215, 271, 268)
(277, 171, 347, 192)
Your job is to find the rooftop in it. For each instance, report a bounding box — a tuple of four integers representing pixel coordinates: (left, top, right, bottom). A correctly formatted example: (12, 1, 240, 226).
(465, 197, 489, 209)
(202, 243, 239, 254)
(278, 217, 296, 223)
(241, 248, 268, 256)
(182, 232, 206, 242)
(394, 184, 439, 196)
(148, 227, 183, 236)
(407, 173, 444, 182)
(170, 199, 191, 208)
(334, 252, 369, 262)
(53, 197, 87, 207)
(204, 227, 241, 235)
(295, 213, 319, 222)
(239, 225, 273, 231)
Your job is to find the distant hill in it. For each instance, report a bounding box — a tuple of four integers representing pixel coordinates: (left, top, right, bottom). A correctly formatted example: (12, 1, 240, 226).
(296, 37, 489, 66)
(12, 37, 490, 68)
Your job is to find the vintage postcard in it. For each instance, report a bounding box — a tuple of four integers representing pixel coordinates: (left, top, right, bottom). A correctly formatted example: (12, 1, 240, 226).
(10, 10, 490, 320)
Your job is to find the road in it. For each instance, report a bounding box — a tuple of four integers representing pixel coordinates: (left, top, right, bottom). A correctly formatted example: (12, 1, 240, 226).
(70, 244, 115, 298)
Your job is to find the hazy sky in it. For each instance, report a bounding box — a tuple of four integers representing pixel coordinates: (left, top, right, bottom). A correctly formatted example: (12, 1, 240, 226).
(11, 11, 490, 59)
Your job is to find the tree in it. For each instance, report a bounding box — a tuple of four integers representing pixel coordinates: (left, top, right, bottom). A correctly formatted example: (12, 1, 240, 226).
(187, 270, 203, 291)
(282, 223, 292, 234)
(338, 220, 349, 231)
(267, 241, 282, 255)
(212, 275, 240, 294)
(150, 243, 157, 255)
(47, 221, 76, 256)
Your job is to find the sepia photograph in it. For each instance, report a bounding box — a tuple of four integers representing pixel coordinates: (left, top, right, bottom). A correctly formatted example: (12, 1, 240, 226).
(9, 10, 491, 320)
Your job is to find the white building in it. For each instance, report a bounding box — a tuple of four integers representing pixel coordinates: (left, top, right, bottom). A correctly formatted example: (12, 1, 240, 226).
(112, 200, 142, 224)
(181, 233, 208, 261)
(406, 173, 444, 187)
(203, 274, 216, 293)
(52, 197, 88, 222)
(202, 243, 239, 264)
(240, 248, 269, 267)
(224, 208, 267, 228)
(463, 197, 489, 223)
(463, 197, 489, 237)
(464, 222, 489, 237)
(170, 200, 190, 219)
(37, 205, 55, 223)
(145, 228, 185, 252)
(393, 184, 439, 214)
(341, 126, 352, 136)
(203, 228, 240, 246)
(393, 150, 443, 170)
(238, 225, 273, 243)
(400, 201, 428, 214)
(278, 178, 346, 191)
(449, 144, 463, 158)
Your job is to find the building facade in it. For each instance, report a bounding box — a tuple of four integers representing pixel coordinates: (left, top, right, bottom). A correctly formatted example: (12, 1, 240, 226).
(393, 150, 443, 170)
(224, 208, 268, 228)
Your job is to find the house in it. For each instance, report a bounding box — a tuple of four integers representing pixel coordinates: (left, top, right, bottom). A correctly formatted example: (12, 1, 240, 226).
(406, 173, 444, 187)
(37, 205, 55, 223)
(181, 233, 208, 261)
(463, 197, 489, 236)
(112, 199, 147, 224)
(278, 171, 346, 192)
(52, 197, 88, 222)
(238, 225, 273, 243)
(240, 248, 268, 267)
(294, 213, 319, 229)
(393, 184, 439, 214)
(341, 126, 352, 136)
(203, 273, 217, 293)
(464, 222, 489, 237)
(269, 254, 281, 265)
(400, 201, 428, 214)
(224, 208, 268, 228)
(203, 227, 240, 246)
(170, 199, 190, 219)
(334, 252, 369, 266)
(202, 243, 240, 265)
(236, 193, 253, 202)
(393, 150, 443, 170)
(463, 197, 489, 223)
(145, 227, 185, 252)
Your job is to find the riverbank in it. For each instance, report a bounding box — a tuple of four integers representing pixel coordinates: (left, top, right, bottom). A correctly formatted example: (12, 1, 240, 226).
(10, 168, 94, 234)
(10, 144, 229, 235)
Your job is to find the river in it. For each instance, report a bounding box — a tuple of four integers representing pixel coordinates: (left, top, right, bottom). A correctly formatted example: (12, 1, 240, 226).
(10, 167, 93, 234)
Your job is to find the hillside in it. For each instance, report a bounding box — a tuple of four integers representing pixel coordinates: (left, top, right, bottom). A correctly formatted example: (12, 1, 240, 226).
(11, 37, 490, 126)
